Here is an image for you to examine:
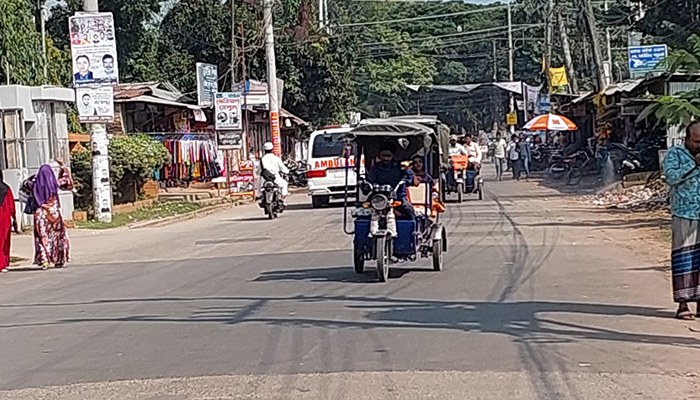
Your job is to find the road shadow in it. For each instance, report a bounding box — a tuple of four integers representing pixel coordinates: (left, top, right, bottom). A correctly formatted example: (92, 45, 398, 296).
(221, 216, 273, 222)
(626, 265, 669, 273)
(521, 216, 670, 230)
(3, 295, 694, 349)
(250, 265, 434, 283)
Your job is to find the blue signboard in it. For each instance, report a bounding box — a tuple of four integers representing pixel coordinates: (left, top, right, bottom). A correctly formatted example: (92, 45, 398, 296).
(628, 45, 667, 77)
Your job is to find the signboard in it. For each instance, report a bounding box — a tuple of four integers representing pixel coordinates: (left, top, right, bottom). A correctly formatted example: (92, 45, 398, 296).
(628, 45, 667, 78)
(196, 63, 218, 107)
(506, 113, 518, 125)
(217, 130, 243, 149)
(215, 92, 242, 130)
(270, 111, 281, 156)
(69, 12, 119, 87)
(549, 67, 568, 87)
(76, 86, 114, 123)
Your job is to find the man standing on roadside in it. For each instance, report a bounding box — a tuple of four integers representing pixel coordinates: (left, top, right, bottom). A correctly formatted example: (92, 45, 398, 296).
(664, 121, 700, 320)
(519, 133, 532, 178)
(493, 133, 507, 181)
(507, 134, 522, 181)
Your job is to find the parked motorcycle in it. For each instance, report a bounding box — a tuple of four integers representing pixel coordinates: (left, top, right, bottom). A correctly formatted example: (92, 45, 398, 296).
(258, 177, 285, 219)
(285, 160, 308, 187)
(608, 138, 661, 177)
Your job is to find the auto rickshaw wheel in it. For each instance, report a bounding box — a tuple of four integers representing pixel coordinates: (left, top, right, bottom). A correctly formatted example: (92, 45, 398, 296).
(376, 234, 390, 282)
(353, 244, 365, 274)
(432, 239, 443, 271)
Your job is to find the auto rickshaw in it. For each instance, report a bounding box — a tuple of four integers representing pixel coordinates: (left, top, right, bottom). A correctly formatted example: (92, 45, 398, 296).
(341, 118, 448, 282)
(443, 154, 485, 202)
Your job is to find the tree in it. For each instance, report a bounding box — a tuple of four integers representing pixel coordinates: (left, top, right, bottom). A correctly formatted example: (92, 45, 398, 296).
(71, 134, 172, 209)
(638, 35, 700, 126)
(0, 0, 45, 85)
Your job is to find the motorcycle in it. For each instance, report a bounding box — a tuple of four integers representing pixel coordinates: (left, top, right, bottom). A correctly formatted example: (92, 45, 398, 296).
(360, 179, 409, 282)
(258, 176, 285, 219)
(285, 159, 308, 187)
(609, 139, 661, 177)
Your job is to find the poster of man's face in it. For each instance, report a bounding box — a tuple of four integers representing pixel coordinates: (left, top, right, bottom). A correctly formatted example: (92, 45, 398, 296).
(70, 13, 119, 86)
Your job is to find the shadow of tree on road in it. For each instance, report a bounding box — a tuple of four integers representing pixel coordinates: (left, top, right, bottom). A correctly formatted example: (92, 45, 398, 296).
(0, 294, 694, 350)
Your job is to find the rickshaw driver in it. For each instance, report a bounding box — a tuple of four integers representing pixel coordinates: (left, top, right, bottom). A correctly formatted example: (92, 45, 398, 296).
(366, 145, 415, 237)
(447, 135, 468, 188)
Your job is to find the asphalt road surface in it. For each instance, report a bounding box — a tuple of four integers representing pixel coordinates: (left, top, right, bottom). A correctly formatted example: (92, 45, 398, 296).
(1, 171, 698, 399)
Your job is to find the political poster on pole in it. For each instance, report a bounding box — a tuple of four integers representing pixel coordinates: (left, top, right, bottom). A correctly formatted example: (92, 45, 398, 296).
(69, 12, 119, 87)
(76, 86, 114, 123)
(215, 93, 243, 130)
(196, 63, 218, 107)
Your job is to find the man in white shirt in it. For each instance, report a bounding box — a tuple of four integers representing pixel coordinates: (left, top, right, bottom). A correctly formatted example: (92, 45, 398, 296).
(463, 134, 482, 165)
(448, 135, 468, 156)
(258, 142, 289, 198)
(493, 133, 507, 181)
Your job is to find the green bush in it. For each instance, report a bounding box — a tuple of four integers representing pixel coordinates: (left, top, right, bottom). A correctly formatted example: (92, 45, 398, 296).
(71, 134, 171, 211)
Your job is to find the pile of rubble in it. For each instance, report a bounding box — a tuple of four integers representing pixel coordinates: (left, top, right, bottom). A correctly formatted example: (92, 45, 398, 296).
(586, 177, 669, 211)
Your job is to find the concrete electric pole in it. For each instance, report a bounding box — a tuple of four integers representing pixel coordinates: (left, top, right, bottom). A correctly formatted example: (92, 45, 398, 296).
(230, 0, 236, 90)
(263, 0, 281, 156)
(84, 0, 113, 223)
(507, 0, 515, 133)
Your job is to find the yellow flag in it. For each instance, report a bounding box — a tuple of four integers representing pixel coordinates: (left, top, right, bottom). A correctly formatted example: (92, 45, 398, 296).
(549, 67, 569, 87)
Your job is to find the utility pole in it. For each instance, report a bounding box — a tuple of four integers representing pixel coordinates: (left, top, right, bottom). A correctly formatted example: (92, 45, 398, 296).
(507, 0, 515, 133)
(84, 0, 112, 223)
(604, 0, 612, 63)
(264, 0, 281, 156)
(40, 3, 47, 83)
(580, 0, 606, 91)
(543, 0, 554, 91)
(492, 40, 498, 82)
(604, 0, 613, 84)
(319, 0, 324, 30)
(230, 0, 238, 90)
(557, 8, 579, 94)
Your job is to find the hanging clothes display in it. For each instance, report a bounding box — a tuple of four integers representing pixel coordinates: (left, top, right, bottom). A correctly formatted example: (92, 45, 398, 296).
(156, 134, 222, 183)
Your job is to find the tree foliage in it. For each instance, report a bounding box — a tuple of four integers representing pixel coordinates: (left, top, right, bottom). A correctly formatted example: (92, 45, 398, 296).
(0, 0, 45, 85)
(71, 135, 171, 209)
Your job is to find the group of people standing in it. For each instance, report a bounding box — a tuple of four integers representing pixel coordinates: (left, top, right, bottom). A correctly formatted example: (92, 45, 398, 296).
(492, 133, 532, 181)
(0, 162, 72, 273)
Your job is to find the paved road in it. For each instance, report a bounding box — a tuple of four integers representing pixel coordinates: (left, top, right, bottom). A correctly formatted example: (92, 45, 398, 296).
(0, 172, 698, 399)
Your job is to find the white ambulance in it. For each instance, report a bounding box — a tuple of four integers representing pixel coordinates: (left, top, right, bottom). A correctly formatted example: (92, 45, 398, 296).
(306, 125, 360, 208)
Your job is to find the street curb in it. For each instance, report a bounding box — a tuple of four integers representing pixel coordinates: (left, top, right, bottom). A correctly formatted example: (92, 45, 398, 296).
(128, 198, 250, 229)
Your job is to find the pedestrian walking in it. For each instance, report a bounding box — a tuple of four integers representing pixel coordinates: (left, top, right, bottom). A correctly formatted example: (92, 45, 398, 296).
(507, 135, 522, 181)
(664, 121, 700, 320)
(32, 163, 72, 270)
(0, 172, 17, 273)
(519, 133, 531, 178)
(493, 133, 507, 181)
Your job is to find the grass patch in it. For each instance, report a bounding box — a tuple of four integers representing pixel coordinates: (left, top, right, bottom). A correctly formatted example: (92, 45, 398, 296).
(75, 201, 203, 230)
(10, 256, 28, 264)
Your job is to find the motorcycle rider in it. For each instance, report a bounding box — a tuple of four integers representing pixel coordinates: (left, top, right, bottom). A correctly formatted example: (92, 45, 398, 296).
(447, 135, 468, 189)
(365, 145, 414, 237)
(257, 142, 289, 203)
